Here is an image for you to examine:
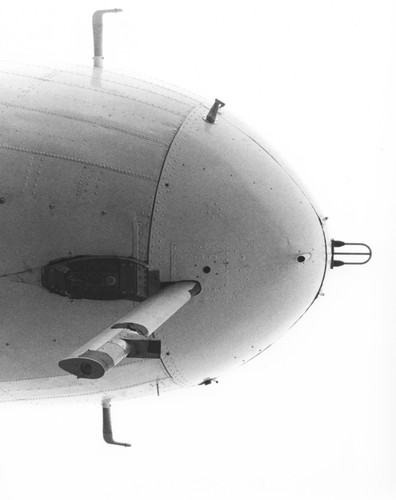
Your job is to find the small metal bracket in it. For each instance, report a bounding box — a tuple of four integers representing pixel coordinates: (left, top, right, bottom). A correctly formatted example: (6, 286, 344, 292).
(205, 99, 225, 124)
(123, 338, 161, 359)
(102, 401, 131, 447)
(330, 240, 372, 268)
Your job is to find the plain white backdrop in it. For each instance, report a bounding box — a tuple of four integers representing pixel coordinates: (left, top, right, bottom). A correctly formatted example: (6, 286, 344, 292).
(0, 1, 394, 499)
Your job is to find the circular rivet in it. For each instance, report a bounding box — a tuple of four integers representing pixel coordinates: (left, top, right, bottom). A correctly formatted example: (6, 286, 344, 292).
(0, 198, 5, 204)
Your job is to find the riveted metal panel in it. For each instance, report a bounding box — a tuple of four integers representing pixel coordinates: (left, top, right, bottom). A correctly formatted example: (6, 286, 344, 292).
(0, 64, 199, 399)
(0, 361, 177, 403)
(0, 63, 195, 274)
(0, 148, 156, 272)
(0, 62, 197, 145)
(149, 105, 327, 385)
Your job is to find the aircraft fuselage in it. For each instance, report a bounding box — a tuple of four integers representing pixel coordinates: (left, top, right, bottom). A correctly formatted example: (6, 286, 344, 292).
(0, 62, 328, 403)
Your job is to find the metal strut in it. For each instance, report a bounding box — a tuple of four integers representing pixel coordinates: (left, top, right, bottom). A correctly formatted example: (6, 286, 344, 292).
(59, 281, 200, 380)
(102, 401, 131, 447)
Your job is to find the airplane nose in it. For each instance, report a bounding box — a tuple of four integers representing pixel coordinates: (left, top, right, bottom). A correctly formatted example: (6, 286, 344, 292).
(149, 104, 328, 382)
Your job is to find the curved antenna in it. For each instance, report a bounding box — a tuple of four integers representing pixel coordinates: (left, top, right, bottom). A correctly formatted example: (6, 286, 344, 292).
(102, 401, 131, 447)
(92, 9, 123, 68)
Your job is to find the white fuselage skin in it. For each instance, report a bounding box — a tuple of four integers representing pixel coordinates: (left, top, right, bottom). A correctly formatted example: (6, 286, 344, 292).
(0, 62, 329, 403)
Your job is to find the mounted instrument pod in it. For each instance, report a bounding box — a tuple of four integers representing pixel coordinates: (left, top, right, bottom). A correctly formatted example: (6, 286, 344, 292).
(59, 281, 201, 379)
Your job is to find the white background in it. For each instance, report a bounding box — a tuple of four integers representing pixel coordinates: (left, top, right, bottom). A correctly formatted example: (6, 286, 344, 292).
(0, 1, 394, 499)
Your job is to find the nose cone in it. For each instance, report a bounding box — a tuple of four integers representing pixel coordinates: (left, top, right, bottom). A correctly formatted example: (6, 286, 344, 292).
(149, 105, 328, 382)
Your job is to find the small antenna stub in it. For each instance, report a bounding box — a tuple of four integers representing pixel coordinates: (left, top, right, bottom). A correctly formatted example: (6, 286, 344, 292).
(205, 99, 225, 124)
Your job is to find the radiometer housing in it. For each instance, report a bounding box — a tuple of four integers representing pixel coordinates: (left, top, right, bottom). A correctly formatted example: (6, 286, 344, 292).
(42, 255, 160, 301)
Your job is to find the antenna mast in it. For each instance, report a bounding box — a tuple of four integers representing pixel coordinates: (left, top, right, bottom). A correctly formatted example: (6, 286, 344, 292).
(92, 9, 123, 68)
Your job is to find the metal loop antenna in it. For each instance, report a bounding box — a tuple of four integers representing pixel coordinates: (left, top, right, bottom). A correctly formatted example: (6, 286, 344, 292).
(330, 240, 372, 268)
